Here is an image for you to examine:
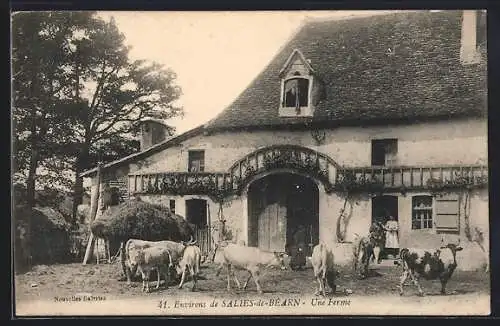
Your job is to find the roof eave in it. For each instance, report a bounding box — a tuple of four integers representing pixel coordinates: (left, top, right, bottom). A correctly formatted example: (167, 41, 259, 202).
(79, 125, 205, 178)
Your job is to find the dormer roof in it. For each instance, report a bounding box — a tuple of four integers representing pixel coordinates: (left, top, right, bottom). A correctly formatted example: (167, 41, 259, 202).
(278, 48, 315, 77)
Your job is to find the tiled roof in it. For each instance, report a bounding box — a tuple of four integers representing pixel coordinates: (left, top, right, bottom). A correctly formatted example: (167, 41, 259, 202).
(206, 10, 487, 132)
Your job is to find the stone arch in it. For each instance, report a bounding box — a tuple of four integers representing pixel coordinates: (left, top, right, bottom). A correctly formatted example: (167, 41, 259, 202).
(228, 144, 340, 194)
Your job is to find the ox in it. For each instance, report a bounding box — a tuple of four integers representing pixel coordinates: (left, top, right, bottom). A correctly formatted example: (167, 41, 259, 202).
(124, 237, 197, 285)
(127, 245, 173, 292)
(176, 245, 202, 291)
(311, 243, 337, 297)
(221, 243, 289, 294)
(394, 239, 463, 296)
(352, 224, 385, 279)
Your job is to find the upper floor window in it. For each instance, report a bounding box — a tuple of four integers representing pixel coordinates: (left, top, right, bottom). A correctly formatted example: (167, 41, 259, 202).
(279, 49, 315, 117)
(412, 195, 433, 230)
(188, 150, 205, 172)
(371, 139, 398, 166)
(283, 77, 310, 109)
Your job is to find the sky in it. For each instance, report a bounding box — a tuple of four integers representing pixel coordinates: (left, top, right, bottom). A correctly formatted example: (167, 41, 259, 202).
(98, 10, 401, 134)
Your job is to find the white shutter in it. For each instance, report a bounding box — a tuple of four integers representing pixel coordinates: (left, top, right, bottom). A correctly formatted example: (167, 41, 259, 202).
(435, 193, 460, 232)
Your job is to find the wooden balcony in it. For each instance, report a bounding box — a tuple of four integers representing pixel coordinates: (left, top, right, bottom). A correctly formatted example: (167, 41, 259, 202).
(337, 164, 488, 192)
(128, 172, 233, 199)
(128, 164, 488, 200)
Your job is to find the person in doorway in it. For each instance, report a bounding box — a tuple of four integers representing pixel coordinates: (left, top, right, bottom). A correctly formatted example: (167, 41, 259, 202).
(383, 215, 399, 259)
(289, 224, 307, 270)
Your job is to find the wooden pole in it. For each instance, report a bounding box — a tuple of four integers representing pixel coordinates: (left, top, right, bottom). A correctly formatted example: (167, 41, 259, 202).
(83, 165, 103, 265)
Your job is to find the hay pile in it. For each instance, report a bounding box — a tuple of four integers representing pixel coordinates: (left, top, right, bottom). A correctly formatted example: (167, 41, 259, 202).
(90, 200, 195, 243)
(15, 205, 73, 266)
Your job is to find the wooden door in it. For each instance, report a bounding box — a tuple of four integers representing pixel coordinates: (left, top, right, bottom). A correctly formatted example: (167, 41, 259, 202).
(257, 183, 287, 252)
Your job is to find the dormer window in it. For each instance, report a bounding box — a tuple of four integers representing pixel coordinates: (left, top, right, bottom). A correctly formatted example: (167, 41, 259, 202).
(283, 77, 309, 110)
(279, 49, 315, 117)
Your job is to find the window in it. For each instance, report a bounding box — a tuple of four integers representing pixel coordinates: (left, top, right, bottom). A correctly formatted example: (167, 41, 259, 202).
(169, 199, 176, 214)
(283, 77, 310, 109)
(412, 196, 433, 230)
(371, 139, 398, 166)
(188, 150, 205, 172)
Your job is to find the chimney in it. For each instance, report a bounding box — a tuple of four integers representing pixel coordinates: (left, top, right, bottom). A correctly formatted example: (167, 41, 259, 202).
(460, 10, 481, 65)
(139, 118, 168, 151)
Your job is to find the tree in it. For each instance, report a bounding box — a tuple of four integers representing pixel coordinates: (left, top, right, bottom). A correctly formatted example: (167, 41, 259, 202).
(12, 12, 96, 268)
(12, 12, 183, 222)
(12, 11, 95, 207)
(62, 15, 183, 219)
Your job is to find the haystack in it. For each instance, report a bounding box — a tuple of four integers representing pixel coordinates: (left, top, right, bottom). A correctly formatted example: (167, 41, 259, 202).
(90, 199, 195, 243)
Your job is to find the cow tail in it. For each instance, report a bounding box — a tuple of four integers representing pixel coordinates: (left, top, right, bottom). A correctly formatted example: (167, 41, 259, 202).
(166, 249, 173, 268)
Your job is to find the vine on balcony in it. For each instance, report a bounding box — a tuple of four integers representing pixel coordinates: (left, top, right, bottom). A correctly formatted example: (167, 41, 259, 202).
(426, 172, 488, 194)
(140, 173, 235, 204)
(335, 170, 385, 195)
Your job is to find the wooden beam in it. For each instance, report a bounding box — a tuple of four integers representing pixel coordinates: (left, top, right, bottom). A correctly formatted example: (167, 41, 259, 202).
(83, 164, 102, 265)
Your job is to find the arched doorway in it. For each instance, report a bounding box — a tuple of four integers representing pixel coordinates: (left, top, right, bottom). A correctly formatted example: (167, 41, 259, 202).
(247, 173, 319, 255)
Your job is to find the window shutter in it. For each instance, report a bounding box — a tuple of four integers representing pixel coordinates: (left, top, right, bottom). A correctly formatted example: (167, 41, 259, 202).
(435, 193, 460, 232)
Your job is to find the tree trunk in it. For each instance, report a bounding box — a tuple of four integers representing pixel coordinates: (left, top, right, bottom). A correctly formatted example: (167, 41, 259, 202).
(22, 147, 38, 269)
(72, 172, 84, 224)
(72, 144, 90, 224)
(82, 165, 102, 265)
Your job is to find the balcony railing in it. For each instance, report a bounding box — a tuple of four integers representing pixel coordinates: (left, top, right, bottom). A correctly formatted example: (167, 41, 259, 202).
(336, 164, 488, 192)
(128, 164, 488, 199)
(129, 172, 232, 197)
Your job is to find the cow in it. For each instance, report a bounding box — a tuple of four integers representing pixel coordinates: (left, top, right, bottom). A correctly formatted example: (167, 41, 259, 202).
(471, 226, 489, 273)
(127, 244, 174, 293)
(124, 237, 197, 285)
(176, 245, 202, 291)
(311, 243, 337, 297)
(394, 238, 463, 296)
(352, 224, 386, 279)
(369, 221, 386, 264)
(221, 243, 289, 294)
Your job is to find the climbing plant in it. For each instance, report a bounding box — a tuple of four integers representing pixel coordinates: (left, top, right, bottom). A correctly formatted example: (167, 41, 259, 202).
(334, 171, 385, 242)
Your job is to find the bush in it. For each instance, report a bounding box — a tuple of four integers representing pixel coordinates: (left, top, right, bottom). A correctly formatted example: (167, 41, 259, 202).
(14, 205, 73, 267)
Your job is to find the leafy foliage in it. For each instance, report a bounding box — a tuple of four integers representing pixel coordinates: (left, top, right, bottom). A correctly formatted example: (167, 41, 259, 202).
(15, 205, 72, 265)
(12, 12, 183, 219)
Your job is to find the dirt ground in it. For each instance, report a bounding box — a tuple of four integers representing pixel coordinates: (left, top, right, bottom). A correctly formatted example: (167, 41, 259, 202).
(15, 259, 490, 302)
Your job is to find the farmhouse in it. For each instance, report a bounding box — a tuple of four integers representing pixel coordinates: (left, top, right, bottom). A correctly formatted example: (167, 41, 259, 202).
(81, 10, 488, 268)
